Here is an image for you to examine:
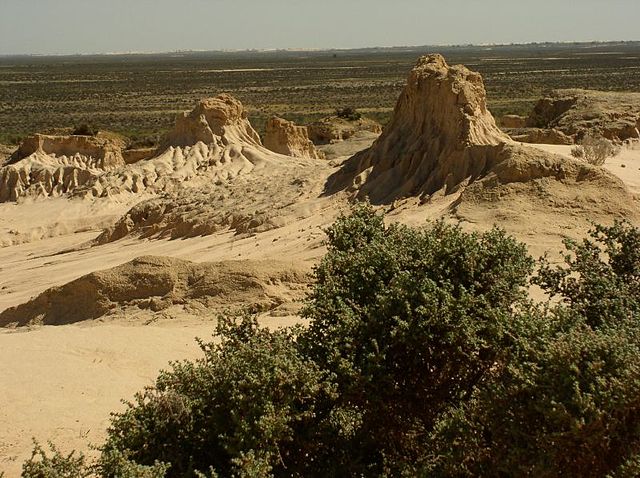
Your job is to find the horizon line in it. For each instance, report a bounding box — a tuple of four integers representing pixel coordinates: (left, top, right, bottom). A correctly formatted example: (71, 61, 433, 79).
(1, 40, 639, 58)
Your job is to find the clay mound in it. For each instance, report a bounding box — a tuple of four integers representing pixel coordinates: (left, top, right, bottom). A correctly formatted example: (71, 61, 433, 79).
(526, 89, 640, 141)
(451, 143, 638, 241)
(10, 133, 126, 166)
(327, 54, 511, 203)
(83, 94, 288, 199)
(0, 134, 126, 202)
(307, 116, 382, 144)
(264, 116, 324, 159)
(95, 155, 330, 243)
(0, 256, 311, 327)
(92, 95, 334, 243)
(82, 140, 279, 200)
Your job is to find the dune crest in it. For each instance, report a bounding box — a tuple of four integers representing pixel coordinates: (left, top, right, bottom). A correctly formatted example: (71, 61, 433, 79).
(0, 256, 310, 327)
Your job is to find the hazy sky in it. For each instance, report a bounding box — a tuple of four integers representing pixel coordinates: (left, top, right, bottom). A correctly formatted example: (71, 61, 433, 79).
(1, 0, 639, 55)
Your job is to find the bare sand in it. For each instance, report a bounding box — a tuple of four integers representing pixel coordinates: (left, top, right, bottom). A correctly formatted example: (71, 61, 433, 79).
(530, 143, 640, 196)
(0, 320, 216, 474)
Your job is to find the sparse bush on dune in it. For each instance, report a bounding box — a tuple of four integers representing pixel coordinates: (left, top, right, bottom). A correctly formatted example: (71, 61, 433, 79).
(98, 314, 337, 477)
(571, 133, 620, 165)
(21, 441, 91, 478)
(429, 221, 640, 477)
(23, 206, 640, 477)
(21, 441, 168, 478)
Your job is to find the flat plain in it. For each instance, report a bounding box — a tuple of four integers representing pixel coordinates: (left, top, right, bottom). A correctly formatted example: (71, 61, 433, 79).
(2, 42, 640, 146)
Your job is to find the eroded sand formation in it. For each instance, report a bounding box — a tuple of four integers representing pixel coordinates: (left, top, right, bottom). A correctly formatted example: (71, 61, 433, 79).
(327, 54, 511, 201)
(3, 56, 638, 315)
(96, 97, 331, 242)
(161, 94, 263, 148)
(0, 95, 321, 203)
(264, 116, 324, 159)
(327, 54, 636, 229)
(0, 134, 126, 202)
(0, 95, 333, 245)
(526, 89, 640, 141)
(0, 256, 310, 327)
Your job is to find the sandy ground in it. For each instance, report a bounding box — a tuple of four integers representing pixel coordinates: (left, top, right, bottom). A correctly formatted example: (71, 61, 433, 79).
(0, 195, 149, 248)
(1, 142, 639, 476)
(530, 143, 640, 196)
(0, 320, 216, 474)
(0, 316, 301, 476)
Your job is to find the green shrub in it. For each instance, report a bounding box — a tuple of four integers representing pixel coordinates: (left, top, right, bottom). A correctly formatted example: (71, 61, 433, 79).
(72, 124, 99, 136)
(21, 441, 169, 478)
(427, 221, 640, 477)
(21, 441, 91, 478)
(299, 204, 535, 473)
(99, 314, 336, 477)
(535, 221, 640, 328)
(571, 134, 620, 165)
(97, 449, 169, 478)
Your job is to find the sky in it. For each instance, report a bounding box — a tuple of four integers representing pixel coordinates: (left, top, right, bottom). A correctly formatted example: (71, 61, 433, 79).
(1, 0, 639, 55)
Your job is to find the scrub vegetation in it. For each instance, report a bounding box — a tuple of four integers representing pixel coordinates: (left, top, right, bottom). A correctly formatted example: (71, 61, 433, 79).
(2, 42, 640, 146)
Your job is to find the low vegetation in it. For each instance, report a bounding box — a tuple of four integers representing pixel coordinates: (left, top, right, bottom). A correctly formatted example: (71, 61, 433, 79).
(22, 205, 640, 477)
(72, 123, 99, 137)
(571, 133, 621, 165)
(3, 43, 640, 146)
(334, 107, 362, 121)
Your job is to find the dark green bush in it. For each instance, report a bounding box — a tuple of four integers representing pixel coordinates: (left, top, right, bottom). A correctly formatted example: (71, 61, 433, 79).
(534, 221, 640, 328)
(21, 441, 168, 478)
(299, 204, 535, 473)
(72, 124, 99, 136)
(21, 441, 91, 478)
(427, 221, 640, 477)
(334, 107, 361, 121)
